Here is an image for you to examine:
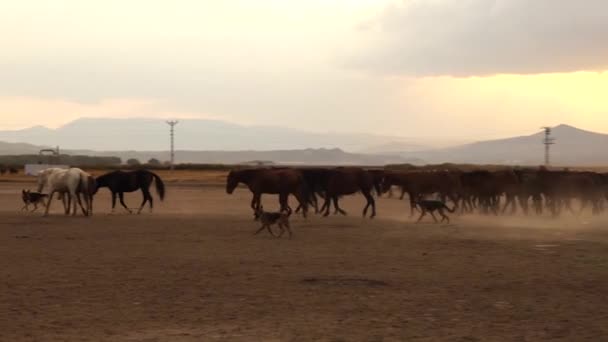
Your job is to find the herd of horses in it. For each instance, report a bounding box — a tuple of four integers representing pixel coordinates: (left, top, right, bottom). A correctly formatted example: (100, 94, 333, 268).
(27, 165, 608, 220)
(226, 166, 608, 219)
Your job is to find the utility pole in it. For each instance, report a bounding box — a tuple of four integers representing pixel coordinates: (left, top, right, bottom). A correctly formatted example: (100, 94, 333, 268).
(166, 120, 178, 170)
(541, 126, 555, 166)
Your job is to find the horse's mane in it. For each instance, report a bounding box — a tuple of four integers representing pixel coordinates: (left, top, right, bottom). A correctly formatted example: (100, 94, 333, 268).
(231, 168, 259, 183)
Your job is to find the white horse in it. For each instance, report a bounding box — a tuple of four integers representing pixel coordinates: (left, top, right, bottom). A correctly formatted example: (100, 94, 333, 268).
(37, 168, 94, 216)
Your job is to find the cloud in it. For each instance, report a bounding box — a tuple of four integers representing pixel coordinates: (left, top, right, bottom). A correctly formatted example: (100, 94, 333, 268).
(349, 0, 608, 76)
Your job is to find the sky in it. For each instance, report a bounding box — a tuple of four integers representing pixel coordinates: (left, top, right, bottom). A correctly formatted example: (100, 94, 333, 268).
(1, 0, 608, 140)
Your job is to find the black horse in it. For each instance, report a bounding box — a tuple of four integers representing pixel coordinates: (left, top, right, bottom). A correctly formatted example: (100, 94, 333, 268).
(94, 170, 165, 214)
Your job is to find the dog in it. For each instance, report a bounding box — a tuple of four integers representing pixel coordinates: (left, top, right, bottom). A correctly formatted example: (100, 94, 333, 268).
(21, 190, 49, 212)
(254, 206, 292, 239)
(415, 199, 455, 224)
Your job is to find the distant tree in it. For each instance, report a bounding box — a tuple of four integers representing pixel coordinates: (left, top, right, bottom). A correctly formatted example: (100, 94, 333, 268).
(147, 158, 161, 166)
(126, 158, 141, 166)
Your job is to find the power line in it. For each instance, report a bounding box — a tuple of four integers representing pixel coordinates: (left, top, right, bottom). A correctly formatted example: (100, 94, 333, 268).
(541, 126, 555, 166)
(166, 120, 178, 170)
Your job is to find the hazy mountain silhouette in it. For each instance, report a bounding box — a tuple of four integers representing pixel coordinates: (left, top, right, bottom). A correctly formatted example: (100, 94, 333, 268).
(2, 123, 607, 166)
(0, 118, 429, 152)
(400, 124, 608, 166)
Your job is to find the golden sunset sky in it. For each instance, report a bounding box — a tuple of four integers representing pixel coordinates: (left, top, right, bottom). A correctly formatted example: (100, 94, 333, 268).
(1, 0, 607, 139)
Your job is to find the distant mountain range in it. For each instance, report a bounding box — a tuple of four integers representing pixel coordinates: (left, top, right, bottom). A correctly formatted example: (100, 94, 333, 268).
(1, 121, 607, 166)
(399, 124, 608, 166)
(0, 118, 434, 153)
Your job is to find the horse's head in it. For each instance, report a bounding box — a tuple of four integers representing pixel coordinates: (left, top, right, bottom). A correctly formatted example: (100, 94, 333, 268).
(93, 175, 106, 194)
(380, 174, 394, 195)
(226, 170, 240, 194)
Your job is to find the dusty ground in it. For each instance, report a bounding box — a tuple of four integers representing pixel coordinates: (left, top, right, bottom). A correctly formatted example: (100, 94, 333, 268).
(1, 173, 608, 341)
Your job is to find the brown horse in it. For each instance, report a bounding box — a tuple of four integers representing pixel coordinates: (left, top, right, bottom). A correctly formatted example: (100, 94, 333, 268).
(317, 167, 377, 218)
(226, 168, 309, 217)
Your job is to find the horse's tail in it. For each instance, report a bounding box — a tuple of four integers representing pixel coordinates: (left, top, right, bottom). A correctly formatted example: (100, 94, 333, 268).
(150, 171, 166, 201)
(443, 203, 456, 213)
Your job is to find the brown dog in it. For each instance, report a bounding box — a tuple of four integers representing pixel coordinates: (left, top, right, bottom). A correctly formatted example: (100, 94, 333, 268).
(21, 190, 49, 212)
(254, 206, 292, 239)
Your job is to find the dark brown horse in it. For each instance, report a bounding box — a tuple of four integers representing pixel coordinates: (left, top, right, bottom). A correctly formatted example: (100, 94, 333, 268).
(316, 167, 377, 218)
(226, 168, 309, 217)
(94, 169, 165, 214)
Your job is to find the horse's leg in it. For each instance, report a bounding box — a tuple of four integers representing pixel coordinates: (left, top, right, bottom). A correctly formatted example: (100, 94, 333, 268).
(88, 194, 94, 216)
(138, 187, 153, 214)
(369, 192, 377, 218)
(284, 220, 293, 239)
(408, 192, 418, 217)
(292, 188, 308, 218)
(43, 190, 56, 216)
(333, 197, 340, 215)
(145, 187, 154, 213)
(278, 193, 288, 213)
(74, 192, 87, 216)
(62, 193, 71, 215)
(78, 192, 89, 216)
(251, 193, 262, 219)
(322, 193, 332, 217)
(111, 192, 117, 213)
(311, 193, 319, 214)
(501, 195, 511, 214)
(76, 192, 87, 216)
(362, 191, 376, 218)
(148, 191, 154, 213)
(119, 193, 132, 214)
(320, 197, 329, 213)
(333, 196, 347, 215)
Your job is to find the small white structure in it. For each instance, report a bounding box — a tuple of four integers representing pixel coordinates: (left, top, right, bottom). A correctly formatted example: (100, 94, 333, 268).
(24, 164, 69, 176)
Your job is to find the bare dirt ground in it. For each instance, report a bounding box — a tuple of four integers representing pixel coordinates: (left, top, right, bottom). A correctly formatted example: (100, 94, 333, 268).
(2, 173, 608, 341)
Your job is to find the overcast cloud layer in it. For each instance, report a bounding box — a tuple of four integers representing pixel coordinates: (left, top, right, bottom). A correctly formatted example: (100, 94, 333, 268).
(1, 1, 607, 141)
(352, 0, 608, 76)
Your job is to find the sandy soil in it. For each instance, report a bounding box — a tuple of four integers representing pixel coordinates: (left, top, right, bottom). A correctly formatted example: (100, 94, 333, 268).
(1, 176, 608, 341)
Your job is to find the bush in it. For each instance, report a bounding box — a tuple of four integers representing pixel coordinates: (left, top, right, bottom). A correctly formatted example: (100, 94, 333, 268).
(126, 158, 141, 166)
(148, 158, 161, 166)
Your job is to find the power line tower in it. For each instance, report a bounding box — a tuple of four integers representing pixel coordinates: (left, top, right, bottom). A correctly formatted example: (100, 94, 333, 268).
(166, 120, 179, 170)
(541, 126, 555, 166)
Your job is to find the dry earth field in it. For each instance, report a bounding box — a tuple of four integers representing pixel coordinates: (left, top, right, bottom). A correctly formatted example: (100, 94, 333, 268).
(1, 170, 608, 341)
